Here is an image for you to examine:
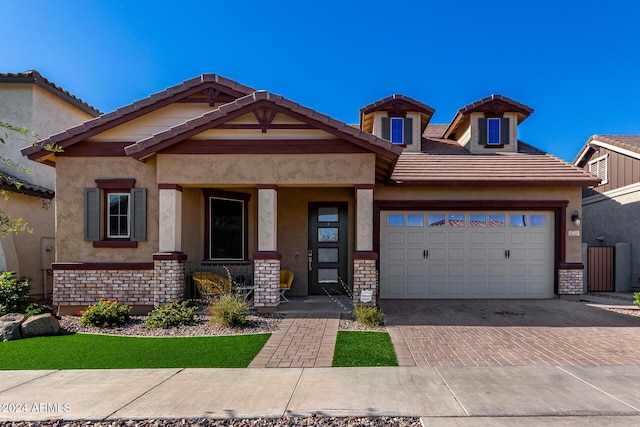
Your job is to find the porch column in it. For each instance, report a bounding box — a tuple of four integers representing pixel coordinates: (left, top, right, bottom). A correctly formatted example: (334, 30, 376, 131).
(353, 185, 377, 306)
(254, 185, 280, 311)
(158, 185, 182, 252)
(155, 185, 185, 306)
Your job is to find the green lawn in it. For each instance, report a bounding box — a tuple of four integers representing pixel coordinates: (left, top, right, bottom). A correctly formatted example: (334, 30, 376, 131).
(332, 331, 398, 367)
(0, 333, 270, 370)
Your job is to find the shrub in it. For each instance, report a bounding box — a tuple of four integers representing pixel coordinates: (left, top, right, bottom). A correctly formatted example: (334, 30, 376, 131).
(80, 297, 131, 327)
(355, 305, 384, 327)
(24, 302, 58, 319)
(0, 272, 31, 316)
(210, 294, 249, 328)
(634, 292, 640, 309)
(145, 301, 196, 329)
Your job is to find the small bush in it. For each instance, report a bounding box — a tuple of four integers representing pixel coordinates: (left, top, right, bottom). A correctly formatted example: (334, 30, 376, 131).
(145, 301, 196, 329)
(80, 297, 131, 327)
(634, 292, 640, 308)
(24, 303, 58, 319)
(355, 305, 384, 327)
(210, 294, 249, 328)
(0, 272, 31, 316)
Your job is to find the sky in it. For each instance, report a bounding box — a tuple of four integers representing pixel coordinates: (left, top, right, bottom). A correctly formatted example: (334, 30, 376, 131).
(3, 0, 640, 162)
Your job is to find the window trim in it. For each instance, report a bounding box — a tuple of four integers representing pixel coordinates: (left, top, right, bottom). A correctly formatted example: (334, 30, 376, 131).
(203, 189, 251, 260)
(588, 154, 608, 185)
(106, 192, 131, 239)
(390, 117, 404, 144)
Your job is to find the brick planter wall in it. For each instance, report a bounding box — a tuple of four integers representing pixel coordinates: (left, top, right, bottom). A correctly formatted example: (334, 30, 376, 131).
(558, 265, 584, 295)
(253, 258, 280, 311)
(353, 258, 377, 307)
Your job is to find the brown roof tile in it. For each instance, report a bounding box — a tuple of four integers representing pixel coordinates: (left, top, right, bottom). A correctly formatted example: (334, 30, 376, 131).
(0, 171, 54, 199)
(391, 140, 598, 186)
(0, 70, 101, 116)
(574, 134, 640, 165)
(422, 124, 449, 138)
(21, 74, 256, 161)
(360, 94, 435, 116)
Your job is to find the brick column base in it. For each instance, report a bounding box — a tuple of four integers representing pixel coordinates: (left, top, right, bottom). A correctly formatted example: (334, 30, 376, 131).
(253, 254, 281, 312)
(558, 264, 584, 295)
(153, 253, 186, 306)
(353, 253, 378, 307)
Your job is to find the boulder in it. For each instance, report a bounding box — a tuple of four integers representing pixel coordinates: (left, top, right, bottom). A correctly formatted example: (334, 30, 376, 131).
(0, 313, 26, 341)
(21, 313, 60, 338)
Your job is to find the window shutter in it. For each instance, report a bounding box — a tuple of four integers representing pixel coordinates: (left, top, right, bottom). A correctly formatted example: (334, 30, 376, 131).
(403, 118, 413, 144)
(501, 118, 510, 145)
(130, 188, 147, 241)
(381, 117, 390, 140)
(478, 118, 487, 145)
(84, 188, 100, 241)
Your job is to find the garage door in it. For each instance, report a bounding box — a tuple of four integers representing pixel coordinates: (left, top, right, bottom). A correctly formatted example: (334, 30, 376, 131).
(380, 211, 554, 299)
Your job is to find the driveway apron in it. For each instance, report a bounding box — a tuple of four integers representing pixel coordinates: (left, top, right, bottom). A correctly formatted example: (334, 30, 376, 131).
(379, 299, 640, 367)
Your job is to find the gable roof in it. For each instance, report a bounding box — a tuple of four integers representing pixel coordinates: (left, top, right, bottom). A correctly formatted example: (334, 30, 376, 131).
(0, 171, 54, 199)
(574, 134, 640, 166)
(0, 70, 101, 117)
(443, 94, 534, 139)
(21, 74, 255, 163)
(360, 94, 435, 135)
(391, 137, 598, 187)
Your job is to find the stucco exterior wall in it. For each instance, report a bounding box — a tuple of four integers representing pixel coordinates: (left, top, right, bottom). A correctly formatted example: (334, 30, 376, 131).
(468, 112, 519, 154)
(157, 153, 376, 185)
(55, 156, 159, 262)
(374, 185, 583, 263)
(582, 188, 640, 290)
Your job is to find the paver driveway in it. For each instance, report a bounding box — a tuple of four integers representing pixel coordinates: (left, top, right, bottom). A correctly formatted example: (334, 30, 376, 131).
(378, 299, 640, 367)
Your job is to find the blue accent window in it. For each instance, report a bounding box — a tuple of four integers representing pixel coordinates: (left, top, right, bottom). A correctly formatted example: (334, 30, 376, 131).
(487, 118, 501, 145)
(391, 118, 404, 143)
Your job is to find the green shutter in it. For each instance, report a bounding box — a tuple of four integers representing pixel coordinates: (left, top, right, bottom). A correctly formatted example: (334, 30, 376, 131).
(381, 117, 390, 140)
(403, 118, 413, 144)
(501, 117, 510, 145)
(84, 188, 100, 241)
(130, 188, 147, 241)
(478, 118, 487, 145)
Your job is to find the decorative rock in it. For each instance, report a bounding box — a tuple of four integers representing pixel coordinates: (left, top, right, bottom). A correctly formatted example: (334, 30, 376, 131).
(21, 313, 60, 338)
(0, 313, 26, 341)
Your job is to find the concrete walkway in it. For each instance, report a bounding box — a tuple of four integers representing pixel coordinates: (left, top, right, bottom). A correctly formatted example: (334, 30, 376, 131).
(1, 366, 640, 422)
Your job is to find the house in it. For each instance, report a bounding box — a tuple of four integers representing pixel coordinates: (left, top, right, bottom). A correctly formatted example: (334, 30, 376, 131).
(0, 71, 100, 298)
(573, 135, 640, 292)
(21, 74, 598, 314)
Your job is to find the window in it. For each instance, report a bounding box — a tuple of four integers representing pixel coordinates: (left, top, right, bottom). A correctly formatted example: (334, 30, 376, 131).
(84, 179, 146, 247)
(391, 118, 404, 144)
(381, 117, 413, 144)
(204, 190, 250, 260)
(588, 154, 608, 185)
(107, 193, 130, 238)
(487, 118, 501, 145)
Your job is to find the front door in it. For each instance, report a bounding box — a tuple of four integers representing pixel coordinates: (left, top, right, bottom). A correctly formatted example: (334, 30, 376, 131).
(308, 202, 348, 295)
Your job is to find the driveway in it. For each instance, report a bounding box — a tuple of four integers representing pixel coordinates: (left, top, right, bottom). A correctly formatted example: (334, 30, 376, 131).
(378, 299, 640, 367)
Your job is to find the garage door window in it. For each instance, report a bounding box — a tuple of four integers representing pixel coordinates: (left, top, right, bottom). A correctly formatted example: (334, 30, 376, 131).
(447, 214, 465, 227)
(428, 214, 445, 227)
(470, 214, 486, 227)
(489, 214, 505, 227)
(407, 214, 424, 227)
(510, 214, 527, 227)
(387, 214, 404, 226)
(530, 214, 546, 227)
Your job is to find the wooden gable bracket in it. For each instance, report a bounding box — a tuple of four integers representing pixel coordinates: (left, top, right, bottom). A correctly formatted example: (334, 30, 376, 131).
(253, 107, 278, 133)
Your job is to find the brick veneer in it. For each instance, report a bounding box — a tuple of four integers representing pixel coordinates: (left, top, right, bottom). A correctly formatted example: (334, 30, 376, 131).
(253, 259, 280, 311)
(153, 259, 185, 306)
(558, 267, 584, 295)
(353, 258, 378, 306)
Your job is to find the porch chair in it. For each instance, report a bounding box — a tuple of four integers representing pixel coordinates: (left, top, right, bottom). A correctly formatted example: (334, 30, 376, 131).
(280, 270, 294, 302)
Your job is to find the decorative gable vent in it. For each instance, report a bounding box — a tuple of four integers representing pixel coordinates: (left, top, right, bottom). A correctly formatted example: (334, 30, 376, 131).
(588, 154, 608, 185)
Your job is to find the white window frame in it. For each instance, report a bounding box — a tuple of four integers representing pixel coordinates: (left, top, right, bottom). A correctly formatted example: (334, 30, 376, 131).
(487, 118, 501, 145)
(107, 192, 131, 238)
(588, 154, 608, 185)
(390, 117, 404, 144)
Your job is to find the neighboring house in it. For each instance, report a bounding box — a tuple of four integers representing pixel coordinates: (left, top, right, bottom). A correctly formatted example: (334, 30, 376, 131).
(0, 71, 100, 298)
(574, 135, 640, 292)
(22, 74, 597, 314)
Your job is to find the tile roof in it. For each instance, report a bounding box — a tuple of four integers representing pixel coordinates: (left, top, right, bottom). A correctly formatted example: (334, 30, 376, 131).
(21, 74, 256, 161)
(457, 94, 534, 116)
(0, 70, 101, 117)
(0, 171, 54, 198)
(573, 134, 640, 165)
(422, 124, 449, 138)
(125, 90, 403, 161)
(390, 139, 598, 186)
(360, 94, 435, 116)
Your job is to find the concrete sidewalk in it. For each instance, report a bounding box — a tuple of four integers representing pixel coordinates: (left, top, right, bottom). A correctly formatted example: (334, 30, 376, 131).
(1, 366, 639, 423)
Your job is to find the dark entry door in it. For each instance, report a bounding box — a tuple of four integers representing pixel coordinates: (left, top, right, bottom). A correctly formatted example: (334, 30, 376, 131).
(308, 202, 348, 295)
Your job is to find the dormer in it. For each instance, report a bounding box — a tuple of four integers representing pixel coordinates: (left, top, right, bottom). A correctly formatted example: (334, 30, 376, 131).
(360, 94, 434, 152)
(442, 95, 533, 154)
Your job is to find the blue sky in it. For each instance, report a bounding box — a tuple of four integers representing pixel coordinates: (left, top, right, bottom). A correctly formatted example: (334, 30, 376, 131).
(3, 0, 640, 162)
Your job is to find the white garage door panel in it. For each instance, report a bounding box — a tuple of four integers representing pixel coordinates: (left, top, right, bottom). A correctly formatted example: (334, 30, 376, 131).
(380, 210, 554, 299)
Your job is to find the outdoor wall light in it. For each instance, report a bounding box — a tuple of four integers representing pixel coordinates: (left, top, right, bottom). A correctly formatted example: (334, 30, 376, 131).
(571, 210, 581, 226)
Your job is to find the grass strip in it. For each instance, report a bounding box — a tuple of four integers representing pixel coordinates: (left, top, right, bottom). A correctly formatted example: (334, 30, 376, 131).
(332, 331, 398, 367)
(0, 333, 270, 370)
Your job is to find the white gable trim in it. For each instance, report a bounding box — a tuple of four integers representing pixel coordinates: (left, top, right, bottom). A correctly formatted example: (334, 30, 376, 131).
(575, 139, 640, 166)
(582, 181, 640, 205)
